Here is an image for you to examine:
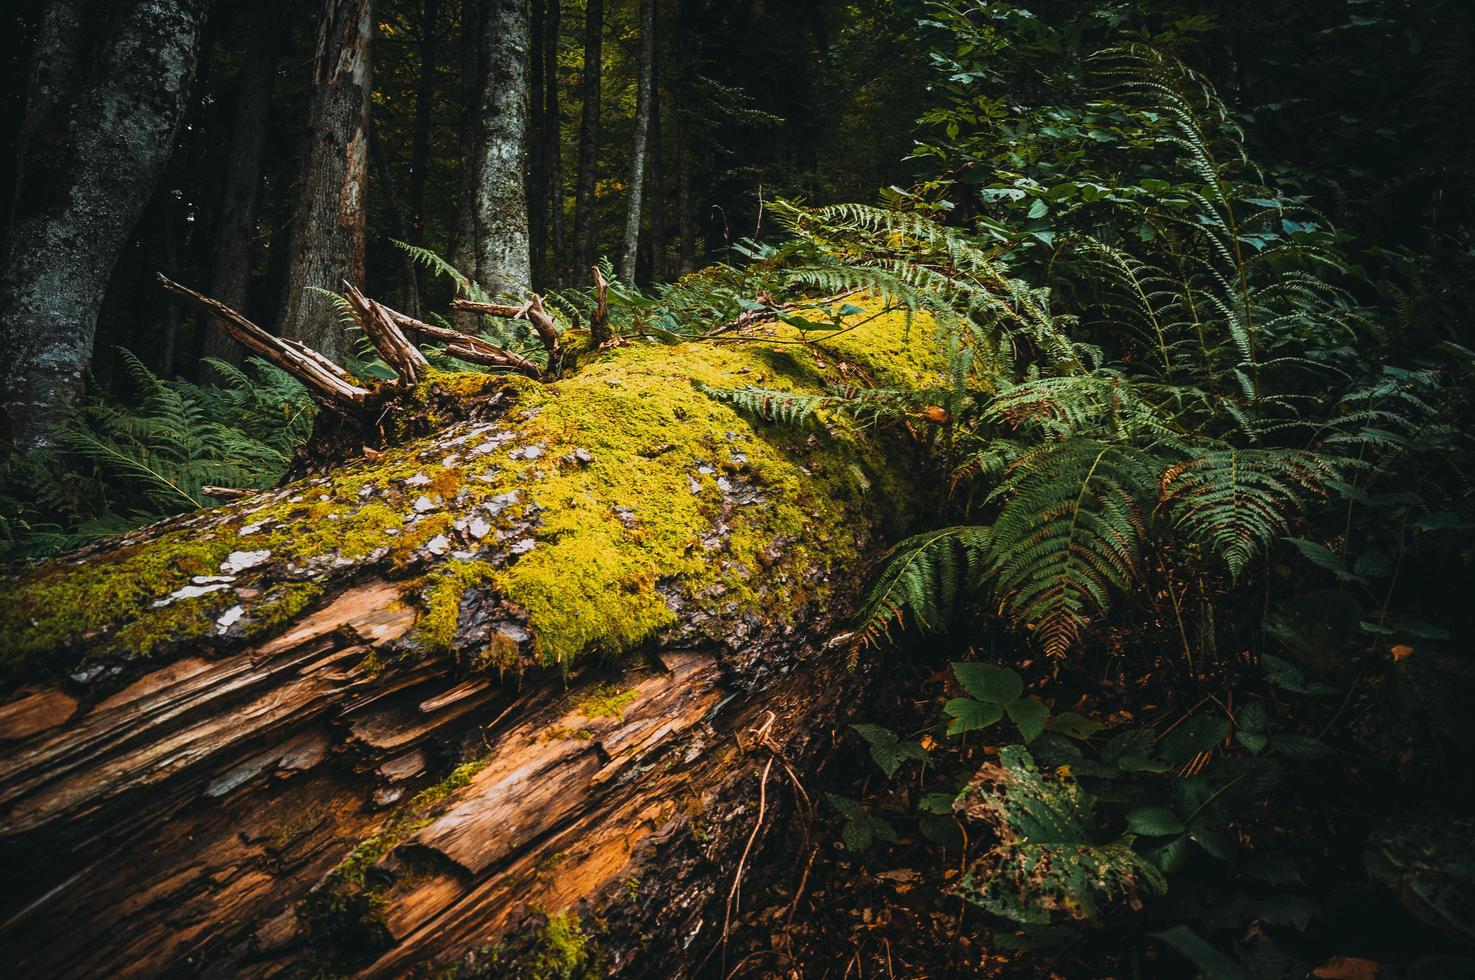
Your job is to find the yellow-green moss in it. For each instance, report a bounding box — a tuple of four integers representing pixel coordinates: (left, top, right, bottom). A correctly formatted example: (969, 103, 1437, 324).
(332, 756, 492, 888)
(415, 560, 497, 652)
(521, 913, 598, 980)
(0, 295, 945, 682)
(574, 684, 640, 720)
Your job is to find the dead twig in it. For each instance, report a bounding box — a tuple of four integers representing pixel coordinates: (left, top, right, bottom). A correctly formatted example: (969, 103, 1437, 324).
(381, 307, 544, 379)
(451, 296, 561, 358)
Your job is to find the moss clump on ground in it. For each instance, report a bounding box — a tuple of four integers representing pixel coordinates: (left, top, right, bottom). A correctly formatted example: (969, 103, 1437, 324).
(0, 295, 944, 682)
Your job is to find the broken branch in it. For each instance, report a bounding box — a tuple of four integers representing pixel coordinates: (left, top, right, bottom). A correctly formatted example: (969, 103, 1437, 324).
(450, 296, 561, 358)
(383, 308, 544, 380)
(155, 273, 371, 411)
(342, 280, 430, 387)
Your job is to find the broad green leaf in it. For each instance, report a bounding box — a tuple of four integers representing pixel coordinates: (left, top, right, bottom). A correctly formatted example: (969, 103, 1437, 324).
(1236, 730, 1268, 754)
(1126, 806, 1184, 837)
(952, 662, 1023, 703)
(1152, 926, 1249, 980)
(1269, 733, 1332, 760)
(1160, 716, 1229, 765)
(945, 697, 1004, 736)
(1007, 698, 1050, 743)
(1053, 711, 1105, 740)
(851, 723, 927, 777)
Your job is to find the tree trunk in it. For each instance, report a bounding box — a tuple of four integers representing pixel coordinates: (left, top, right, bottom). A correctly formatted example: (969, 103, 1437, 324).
(529, 0, 547, 285)
(543, 0, 566, 287)
(0, 0, 204, 448)
(467, 0, 533, 298)
(199, 1, 281, 383)
(409, 0, 441, 246)
(618, 0, 655, 284)
(675, 0, 699, 274)
(277, 0, 374, 363)
(0, 288, 944, 976)
(647, 45, 667, 284)
(572, 0, 603, 276)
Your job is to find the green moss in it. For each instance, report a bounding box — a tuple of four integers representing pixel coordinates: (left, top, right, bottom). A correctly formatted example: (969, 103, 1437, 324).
(523, 913, 598, 980)
(0, 295, 944, 683)
(462, 912, 600, 980)
(574, 684, 640, 720)
(416, 560, 498, 652)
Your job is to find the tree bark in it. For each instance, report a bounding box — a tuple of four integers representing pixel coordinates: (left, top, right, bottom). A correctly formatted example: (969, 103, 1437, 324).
(529, 0, 547, 285)
(0, 291, 942, 976)
(277, 0, 374, 363)
(199, 1, 281, 383)
(465, 0, 534, 299)
(647, 44, 667, 284)
(618, 0, 655, 284)
(572, 0, 603, 276)
(0, 0, 204, 448)
(543, 0, 566, 287)
(675, 0, 699, 274)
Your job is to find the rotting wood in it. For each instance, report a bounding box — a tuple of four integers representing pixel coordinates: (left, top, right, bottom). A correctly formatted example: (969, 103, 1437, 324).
(0, 293, 947, 976)
(343, 279, 430, 387)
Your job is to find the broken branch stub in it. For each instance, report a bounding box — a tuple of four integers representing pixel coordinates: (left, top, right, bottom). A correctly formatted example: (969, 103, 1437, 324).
(590, 265, 612, 348)
(342, 280, 430, 388)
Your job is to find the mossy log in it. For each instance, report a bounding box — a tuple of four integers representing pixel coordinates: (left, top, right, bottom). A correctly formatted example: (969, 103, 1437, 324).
(0, 292, 944, 976)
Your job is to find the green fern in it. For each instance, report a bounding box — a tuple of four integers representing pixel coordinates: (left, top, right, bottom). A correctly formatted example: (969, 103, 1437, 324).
(1161, 449, 1336, 579)
(986, 439, 1159, 657)
(392, 239, 490, 302)
(853, 526, 992, 646)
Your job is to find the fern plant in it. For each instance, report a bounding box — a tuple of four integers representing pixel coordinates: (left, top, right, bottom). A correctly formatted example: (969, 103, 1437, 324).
(699, 42, 1403, 662)
(0, 353, 314, 559)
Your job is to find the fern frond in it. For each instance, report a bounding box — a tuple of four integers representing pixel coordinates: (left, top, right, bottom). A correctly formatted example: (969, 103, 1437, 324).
(854, 526, 992, 647)
(986, 439, 1159, 656)
(1161, 449, 1336, 578)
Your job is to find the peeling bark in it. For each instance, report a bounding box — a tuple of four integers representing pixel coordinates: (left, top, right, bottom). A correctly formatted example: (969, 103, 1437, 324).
(0, 295, 945, 975)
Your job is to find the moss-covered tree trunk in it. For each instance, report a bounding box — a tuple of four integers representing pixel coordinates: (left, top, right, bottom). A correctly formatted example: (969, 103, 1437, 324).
(0, 295, 943, 976)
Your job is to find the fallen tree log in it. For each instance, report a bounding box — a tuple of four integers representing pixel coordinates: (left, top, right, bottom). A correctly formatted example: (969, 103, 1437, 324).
(0, 287, 945, 977)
